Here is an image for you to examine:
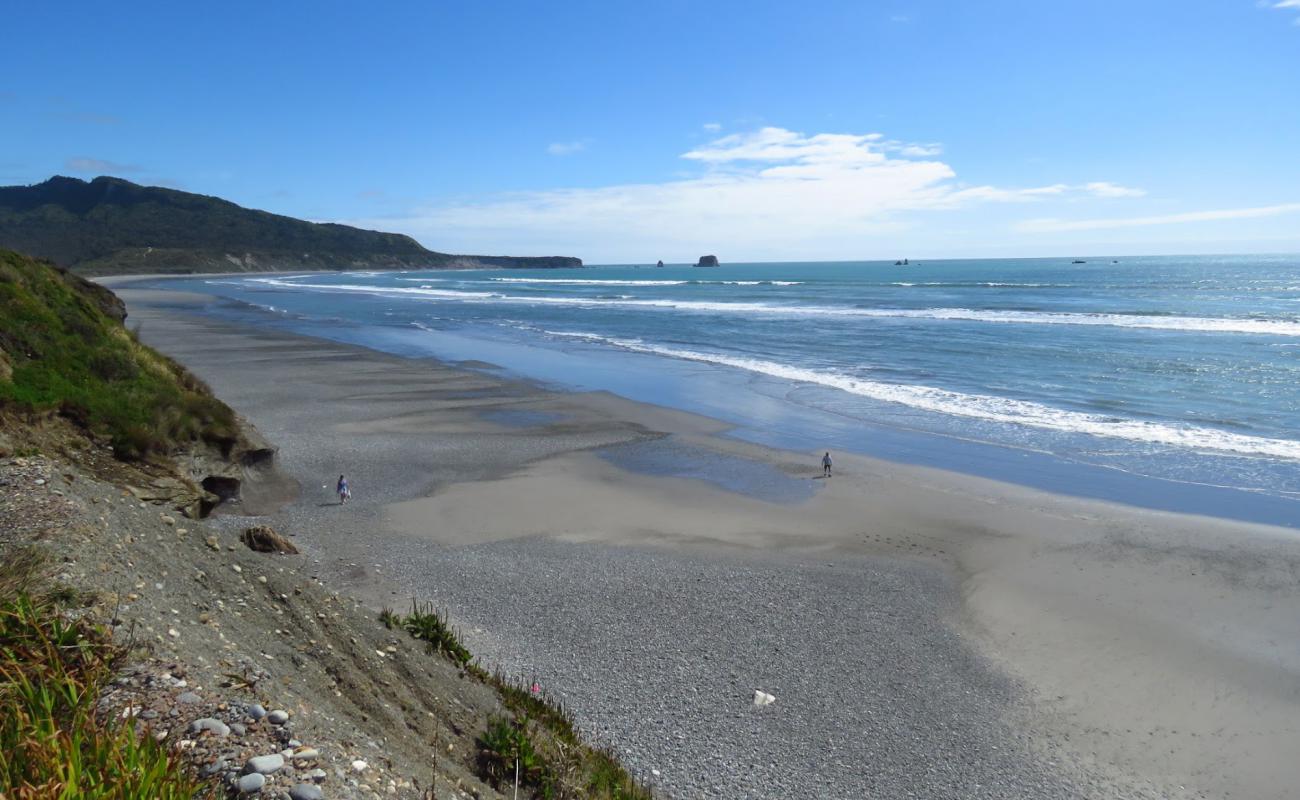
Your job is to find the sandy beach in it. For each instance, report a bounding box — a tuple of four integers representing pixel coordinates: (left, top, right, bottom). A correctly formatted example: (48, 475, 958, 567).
(115, 284, 1300, 799)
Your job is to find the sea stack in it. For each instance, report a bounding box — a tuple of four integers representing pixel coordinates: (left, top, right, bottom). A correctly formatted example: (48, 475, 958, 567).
(695, 255, 720, 267)
(656, 260, 664, 268)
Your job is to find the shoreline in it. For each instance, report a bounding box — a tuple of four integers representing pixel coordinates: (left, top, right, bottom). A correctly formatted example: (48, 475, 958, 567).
(106, 272, 1300, 531)
(118, 285, 1300, 799)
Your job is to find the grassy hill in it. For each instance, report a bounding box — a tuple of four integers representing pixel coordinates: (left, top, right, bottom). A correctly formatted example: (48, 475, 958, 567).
(0, 176, 582, 274)
(0, 248, 238, 459)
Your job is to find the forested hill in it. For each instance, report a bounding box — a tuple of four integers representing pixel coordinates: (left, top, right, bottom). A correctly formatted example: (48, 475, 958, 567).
(0, 176, 581, 274)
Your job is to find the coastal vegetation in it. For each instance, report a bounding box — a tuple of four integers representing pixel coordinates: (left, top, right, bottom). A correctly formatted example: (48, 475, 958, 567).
(0, 176, 582, 275)
(0, 248, 238, 460)
(382, 602, 652, 799)
(0, 549, 198, 798)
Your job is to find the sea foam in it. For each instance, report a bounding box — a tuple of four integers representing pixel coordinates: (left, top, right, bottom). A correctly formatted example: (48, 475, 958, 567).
(545, 331, 1300, 460)
(250, 278, 1300, 337)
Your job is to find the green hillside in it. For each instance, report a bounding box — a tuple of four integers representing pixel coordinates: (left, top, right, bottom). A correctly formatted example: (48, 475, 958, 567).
(0, 176, 581, 274)
(0, 248, 237, 459)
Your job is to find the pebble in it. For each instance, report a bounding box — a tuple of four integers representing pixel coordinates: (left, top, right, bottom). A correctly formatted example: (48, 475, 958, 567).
(244, 753, 285, 774)
(201, 758, 227, 777)
(230, 722, 247, 736)
(188, 717, 231, 737)
(292, 747, 320, 760)
(351, 760, 369, 773)
(288, 785, 324, 800)
(305, 768, 328, 782)
(177, 691, 201, 704)
(246, 704, 267, 720)
(267, 709, 290, 725)
(236, 772, 265, 793)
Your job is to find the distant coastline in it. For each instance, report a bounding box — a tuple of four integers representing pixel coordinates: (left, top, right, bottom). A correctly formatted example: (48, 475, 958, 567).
(0, 175, 583, 276)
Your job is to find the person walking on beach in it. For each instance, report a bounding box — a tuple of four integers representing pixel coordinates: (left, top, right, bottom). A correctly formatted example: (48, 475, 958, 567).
(822, 452, 833, 478)
(336, 474, 350, 504)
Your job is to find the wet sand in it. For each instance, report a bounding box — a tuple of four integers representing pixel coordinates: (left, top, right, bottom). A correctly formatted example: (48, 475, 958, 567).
(116, 283, 1300, 799)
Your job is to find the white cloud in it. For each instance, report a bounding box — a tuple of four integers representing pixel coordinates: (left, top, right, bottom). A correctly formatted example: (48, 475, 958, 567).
(349, 126, 1146, 261)
(1264, 0, 1300, 23)
(1083, 181, 1146, 198)
(897, 143, 943, 157)
(1015, 203, 1300, 233)
(546, 139, 590, 156)
(702, 122, 722, 132)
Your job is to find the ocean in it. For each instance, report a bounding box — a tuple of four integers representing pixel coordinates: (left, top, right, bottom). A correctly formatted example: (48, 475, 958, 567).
(157, 254, 1300, 527)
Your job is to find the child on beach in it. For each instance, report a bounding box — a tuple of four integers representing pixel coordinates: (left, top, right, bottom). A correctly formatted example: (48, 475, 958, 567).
(337, 474, 350, 504)
(822, 452, 833, 477)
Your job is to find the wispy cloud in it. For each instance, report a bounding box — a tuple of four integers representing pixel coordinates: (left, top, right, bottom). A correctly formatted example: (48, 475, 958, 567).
(547, 139, 591, 156)
(1262, 0, 1300, 24)
(702, 122, 722, 133)
(1016, 202, 1300, 233)
(348, 126, 1141, 261)
(1083, 181, 1146, 198)
(64, 157, 143, 174)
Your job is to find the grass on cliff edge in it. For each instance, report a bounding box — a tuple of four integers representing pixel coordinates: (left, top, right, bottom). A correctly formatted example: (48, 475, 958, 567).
(383, 601, 652, 800)
(0, 248, 238, 460)
(0, 549, 199, 799)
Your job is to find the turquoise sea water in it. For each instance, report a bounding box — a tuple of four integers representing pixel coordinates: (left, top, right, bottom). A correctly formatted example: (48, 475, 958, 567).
(160, 255, 1300, 526)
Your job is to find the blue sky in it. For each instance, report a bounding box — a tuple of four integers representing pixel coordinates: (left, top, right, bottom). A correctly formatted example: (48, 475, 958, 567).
(3, 0, 1299, 262)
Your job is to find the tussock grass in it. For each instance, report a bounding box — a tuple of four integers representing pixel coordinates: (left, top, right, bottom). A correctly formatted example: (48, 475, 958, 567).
(0, 587, 198, 798)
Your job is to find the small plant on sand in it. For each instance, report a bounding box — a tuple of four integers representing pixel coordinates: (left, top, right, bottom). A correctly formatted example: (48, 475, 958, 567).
(386, 600, 473, 667)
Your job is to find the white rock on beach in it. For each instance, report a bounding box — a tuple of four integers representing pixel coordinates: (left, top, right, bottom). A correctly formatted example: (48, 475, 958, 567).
(752, 690, 776, 707)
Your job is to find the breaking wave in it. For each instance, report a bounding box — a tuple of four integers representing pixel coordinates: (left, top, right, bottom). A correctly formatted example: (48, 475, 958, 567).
(544, 332, 1300, 460)
(245, 278, 1300, 336)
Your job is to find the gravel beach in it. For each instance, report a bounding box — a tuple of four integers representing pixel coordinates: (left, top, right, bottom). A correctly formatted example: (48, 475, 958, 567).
(116, 284, 1300, 800)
